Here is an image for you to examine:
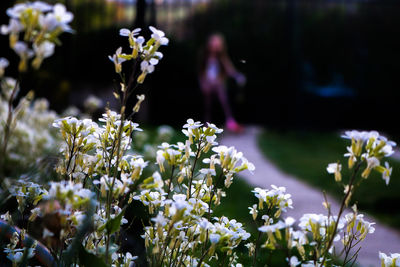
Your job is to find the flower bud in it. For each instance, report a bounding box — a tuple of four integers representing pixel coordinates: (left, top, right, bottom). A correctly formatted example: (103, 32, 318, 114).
(18, 58, 28, 72)
(32, 56, 43, 69)
(137, 72, 146, 84)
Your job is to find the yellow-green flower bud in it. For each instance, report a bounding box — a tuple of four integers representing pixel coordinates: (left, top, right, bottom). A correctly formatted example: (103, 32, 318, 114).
(137, 72, 146, 84)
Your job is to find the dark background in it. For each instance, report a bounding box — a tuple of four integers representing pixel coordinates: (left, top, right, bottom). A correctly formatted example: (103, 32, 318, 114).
(1, 0, 400, 134)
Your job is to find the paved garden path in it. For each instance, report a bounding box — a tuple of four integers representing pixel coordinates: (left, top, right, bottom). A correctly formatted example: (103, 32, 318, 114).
(221, 126, 400, 267)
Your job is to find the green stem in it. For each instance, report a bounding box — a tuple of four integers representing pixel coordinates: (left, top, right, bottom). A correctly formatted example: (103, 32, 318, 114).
(105, 59, 139, 263)
(166, 165, 175, 199)
(320, 161, 362, 266)
(196, 246, 211, 267)
(188, 141, 202, 197)
(65, 133, 77, 180)
(253, 230, 262, 267)
(0, 80, 19, 179)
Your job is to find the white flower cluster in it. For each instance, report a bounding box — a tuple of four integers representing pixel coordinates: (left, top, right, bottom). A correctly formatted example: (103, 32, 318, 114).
(1, 1, 73, 71)
(380, 252, 400, 267)
(46, 180, 94, 201)
(9, 178, 47, 214)
(7, 110, 143, 265)
(343, 212, 375, 244)
(341, 130, 395, 184)
(142, 197, 250, 266)
(298, 213, 343, 243)
(109, 26, 168, 83)
(0, 84, 60, 174)
(111, 252, 138, 267)
(252, 185, 293, 216)
(29, 180, 95, 231)
(53, 110, 143, 181)
(131, 119, 254, 266)
(3, 231, 36, 265)
(249, 185, 376, 266)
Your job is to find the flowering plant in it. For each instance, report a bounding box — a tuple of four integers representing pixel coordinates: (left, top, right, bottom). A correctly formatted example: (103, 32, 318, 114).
(0, 2, 399, 267)
(245, 130, 395, 266)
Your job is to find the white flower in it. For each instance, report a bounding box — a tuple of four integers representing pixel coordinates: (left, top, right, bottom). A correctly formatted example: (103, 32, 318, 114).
(0, 58, 9, 77)
(150, 51, 163, 64)
(32, 1, 53, 12)
(288, 256, 300, 267)
(1, 19, 23, 35)
(149, 26, 169, 45)
(361, 156, 380, 178)
(326, 163, 340, 174)
(108, 47, 126, 73)
(237, 157, 255, 174)
(381, 143, 395, 157)
(53, 4, 74, 31)
(326, 162, 342, 182)
(119, 27, 141, 37)
(183, 118, 202, 129)
(205, 123, 223, 134)
(149, 57, 160, 66)
(13, 41, 34, 58)
(151, 212, 167, 227)
(33, 41, 55, 59)
(39, 13, 59, 31)
(131, 157, 148, 169)
(156, 150, 165, 172)
(258, 222, 284, 233)
(248, 204, 258, 220)
(209, 233, 220, 243)
(342, 130, 371, 142)
(6, 3, 28, 19)
(379, 252, 400, 267)
(366, 156, 380, 168)
(136, 35, 145, 45)
(285, 217, 296, 227)
(199, 168, 216, 176)
(140, 60, 155, 74)
(172, 194, 191, 211)
(109, 47, 125, 64)
(252, 187, 267, 200)
(252, 185, 292, 212)
(198, 218, 211, 230)
(382, 162, 392, 185)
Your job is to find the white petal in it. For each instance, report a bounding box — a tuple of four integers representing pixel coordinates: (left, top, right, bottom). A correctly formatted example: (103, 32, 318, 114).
(119, 28, 130, 36)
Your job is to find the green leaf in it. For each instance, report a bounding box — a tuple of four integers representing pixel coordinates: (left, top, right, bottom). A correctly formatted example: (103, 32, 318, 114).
(107, 207, 126, 234)
(99, 207, 126, 235)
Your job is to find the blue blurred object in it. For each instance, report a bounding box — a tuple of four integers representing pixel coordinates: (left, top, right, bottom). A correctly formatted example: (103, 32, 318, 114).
(303, 62, 356, 98)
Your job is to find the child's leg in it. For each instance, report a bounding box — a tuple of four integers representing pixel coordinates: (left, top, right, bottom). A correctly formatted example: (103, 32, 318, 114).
(215, 83, 233, 121)
(203, 90, 212, 122)
(216, 83, 243, 132)
(200, 79, 213, 122)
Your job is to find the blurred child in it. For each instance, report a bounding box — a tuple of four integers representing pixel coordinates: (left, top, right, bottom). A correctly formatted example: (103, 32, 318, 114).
(198, 33, 246, 133)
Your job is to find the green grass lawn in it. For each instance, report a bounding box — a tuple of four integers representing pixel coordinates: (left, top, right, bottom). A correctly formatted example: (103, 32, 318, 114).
(258, 129, 400, 229)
